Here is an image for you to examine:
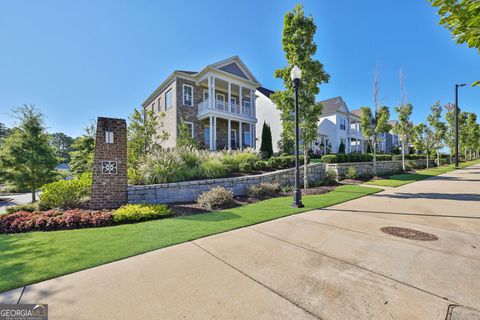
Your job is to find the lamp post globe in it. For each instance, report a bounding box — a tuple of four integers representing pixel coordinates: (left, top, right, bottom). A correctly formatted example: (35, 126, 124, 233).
(291, 65, 304, 208)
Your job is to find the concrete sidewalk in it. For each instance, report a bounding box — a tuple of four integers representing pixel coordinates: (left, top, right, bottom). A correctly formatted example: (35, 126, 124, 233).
(3, 165, 480, 319)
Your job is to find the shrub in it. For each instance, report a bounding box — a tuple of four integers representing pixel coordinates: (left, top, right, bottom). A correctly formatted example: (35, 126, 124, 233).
(0, 209, 113, 233)
(267, 155, 308, 169)
(323, 169, 337, 185)
(39, 173, 91, 210)
(199, 158, 227, 179)
(247, 182, 280, 199)
(344, 166, 358, 179)
(253, 160, 268, 171)
(239, 162, 254, 173)
(5, 203, 38, 214)
(139, 150, 189, 183)
(197, 187, 234, 210)
(320, 155, 337, 163)
(113, 204, 171, 223)
(375, 154, 393, 161)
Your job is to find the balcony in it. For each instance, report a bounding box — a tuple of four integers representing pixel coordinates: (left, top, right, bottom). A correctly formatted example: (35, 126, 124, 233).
(198, 98, 255, 121)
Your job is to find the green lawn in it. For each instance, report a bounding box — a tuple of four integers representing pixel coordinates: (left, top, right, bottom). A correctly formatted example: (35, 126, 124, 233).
(0, 185, 380, 292)
(365, 160, 480, 187)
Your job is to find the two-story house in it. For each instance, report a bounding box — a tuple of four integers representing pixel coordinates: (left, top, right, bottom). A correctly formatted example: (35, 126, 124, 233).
(142, 56, 260, 150)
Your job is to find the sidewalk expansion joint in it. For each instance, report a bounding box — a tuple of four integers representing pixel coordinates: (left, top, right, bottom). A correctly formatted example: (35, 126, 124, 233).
(191, 241, 323, 320)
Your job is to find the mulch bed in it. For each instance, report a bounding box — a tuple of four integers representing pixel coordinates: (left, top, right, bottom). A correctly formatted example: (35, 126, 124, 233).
(168, 185, 336, 216)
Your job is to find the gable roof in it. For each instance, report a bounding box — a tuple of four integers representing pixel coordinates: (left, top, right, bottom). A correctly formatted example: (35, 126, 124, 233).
(257, 86, 275, 98)
(318, 96, 349, 114)
(208, 56, 260, 84)
(350, 108, 363, 117)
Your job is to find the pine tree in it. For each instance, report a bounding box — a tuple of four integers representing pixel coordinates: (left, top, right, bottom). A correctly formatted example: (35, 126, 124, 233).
(0, 105, 58, 202)
(260, 122, 273, 159)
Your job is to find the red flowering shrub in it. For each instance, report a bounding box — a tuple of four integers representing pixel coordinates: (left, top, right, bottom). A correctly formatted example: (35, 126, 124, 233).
(0, 209, 113, 234)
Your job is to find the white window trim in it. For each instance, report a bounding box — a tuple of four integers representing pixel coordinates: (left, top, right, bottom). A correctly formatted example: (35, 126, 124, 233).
(182, 84, 194, 107)
(185, 121, 194, 138)
(165, 89, 173, 110)
(203, 89, 209, 101)
(157, 97, 162, 112)
(216, 93, 225, 110)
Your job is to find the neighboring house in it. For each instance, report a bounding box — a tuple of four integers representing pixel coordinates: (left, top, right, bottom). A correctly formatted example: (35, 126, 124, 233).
(315, 97, 366, 155)
(255, 87, 282, 153)
(142, 56, 260, 150)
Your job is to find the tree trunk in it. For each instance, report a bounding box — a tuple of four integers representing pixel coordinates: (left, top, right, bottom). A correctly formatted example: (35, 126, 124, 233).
(426, 153, 429, 168)
(303, 144, 308, 189)
(436, 150, 440, 167)
(372, 138, 377, 176)
(31, 185, 36, 203)
(401, 142, 406, 172)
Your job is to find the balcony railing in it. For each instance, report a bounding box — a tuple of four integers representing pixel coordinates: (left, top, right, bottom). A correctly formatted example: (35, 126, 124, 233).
(198, 99, 253, 118)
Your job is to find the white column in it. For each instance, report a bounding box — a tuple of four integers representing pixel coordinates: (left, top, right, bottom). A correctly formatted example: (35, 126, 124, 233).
(252, 89, 256, 118)
(228, 119, 232, 151)
(239, 121, 243, 150)
(250, 123, 254, 147)
(239, 86, 243, 115)
(207, 77, 212, 109)
(253, 125, 256, 149)
(250, 89, 254, 117)
(212, 77, 216, 109)
(209, 116, 213, 150)
(213, 116, 217, 150)
(228, 82, 232, 113)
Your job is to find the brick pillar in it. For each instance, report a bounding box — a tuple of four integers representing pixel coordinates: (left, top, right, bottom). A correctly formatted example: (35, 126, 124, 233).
(90, 117, 128, 209)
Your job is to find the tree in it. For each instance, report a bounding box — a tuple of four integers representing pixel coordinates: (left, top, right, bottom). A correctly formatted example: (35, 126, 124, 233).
(50, 132, 74, 163)
(127, 107, 168, 182)
(465, 112, 479, 160)
(427, 101, 447, 165)
(429, 0, 480, 53)
(338, 140, 345, 154)
(458, 111, 469, 159)
(393, 104, 414, 171)
(259, 122, 273, 159)
(429, 0, 479, 86)
(413, 123, 435, 168)
(270, 4, 330, 188)
(360, 105, 391, 175)
(177, 119, 197, 148)
(69, 120, 96, 176)
(0, 105, 58, 202)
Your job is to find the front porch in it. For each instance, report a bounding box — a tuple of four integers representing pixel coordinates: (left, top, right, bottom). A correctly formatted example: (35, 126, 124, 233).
(202, 116, 256, 151)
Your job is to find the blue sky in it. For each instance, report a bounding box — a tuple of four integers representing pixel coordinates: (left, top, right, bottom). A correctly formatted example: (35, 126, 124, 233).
(0, 0, 478, 137)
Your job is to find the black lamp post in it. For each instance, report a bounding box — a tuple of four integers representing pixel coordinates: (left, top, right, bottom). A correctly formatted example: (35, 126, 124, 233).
(455, 83, 466, 167)
(291, 65, 304, 208)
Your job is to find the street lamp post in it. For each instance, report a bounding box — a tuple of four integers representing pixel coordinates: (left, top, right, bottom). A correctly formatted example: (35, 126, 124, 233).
(291, 65, 304, 208)
(455, 83, 466, 167)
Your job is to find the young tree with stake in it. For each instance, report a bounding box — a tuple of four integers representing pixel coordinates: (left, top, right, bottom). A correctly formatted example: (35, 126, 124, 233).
(271, 4, 329, 188)
(427, 101, 446, 166)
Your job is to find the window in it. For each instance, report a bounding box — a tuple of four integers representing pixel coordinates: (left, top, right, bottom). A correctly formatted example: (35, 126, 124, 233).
(183, 84, 193, 106)
(152, 102, 155, 112)
(216, 93, 225, 110)
(203, 90, 209, 101)
(340, 118, 346, 130)
(243, 100, 251, 116)
(165, 89, 173, 109)
(185, 122, 194, 138)
(105, 131, 114, 144)
(230, 129, 237, 147)
(244, 131, 251, 146)
(230, 97, 237, 113)
(157, 97, 162, 112)
(205, 126, 210, 145)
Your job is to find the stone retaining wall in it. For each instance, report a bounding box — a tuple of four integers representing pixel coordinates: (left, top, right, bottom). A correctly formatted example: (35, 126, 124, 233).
(127, 159, 433, 204)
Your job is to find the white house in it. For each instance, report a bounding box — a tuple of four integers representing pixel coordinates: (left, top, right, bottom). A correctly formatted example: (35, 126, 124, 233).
(255, 93, 368, 155)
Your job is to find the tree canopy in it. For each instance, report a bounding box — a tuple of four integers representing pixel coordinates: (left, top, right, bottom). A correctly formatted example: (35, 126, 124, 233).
(0, 105, 58, 201)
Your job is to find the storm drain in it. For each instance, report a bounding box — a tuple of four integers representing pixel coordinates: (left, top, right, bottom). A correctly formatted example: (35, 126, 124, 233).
(380, 227, 438, 241)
